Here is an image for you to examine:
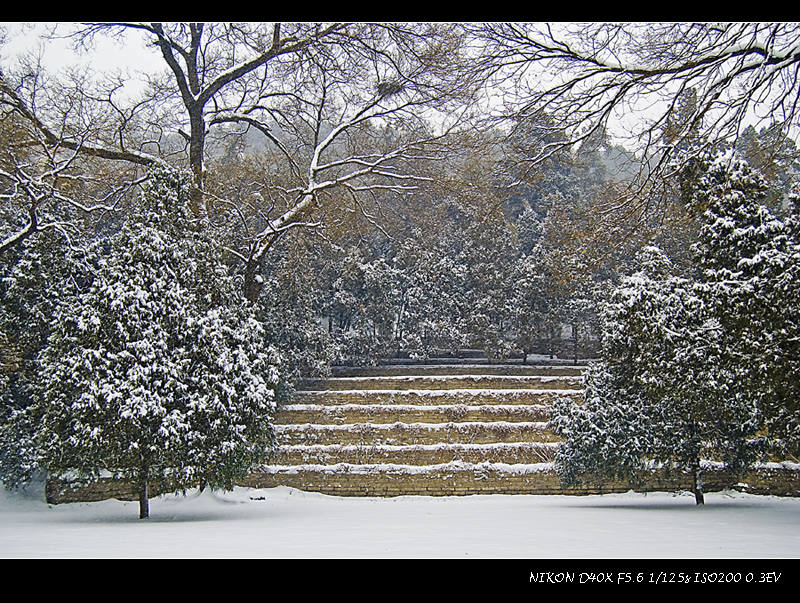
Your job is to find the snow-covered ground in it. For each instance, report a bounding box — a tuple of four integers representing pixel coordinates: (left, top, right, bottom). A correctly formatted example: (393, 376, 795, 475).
(1, 483, 799, 559)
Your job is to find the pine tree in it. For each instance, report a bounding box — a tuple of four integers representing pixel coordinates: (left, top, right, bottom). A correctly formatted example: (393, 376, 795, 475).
(385, 235, 467, 360)
(0, 231, 89, 489)
(550, 150, 800, 503)
(34, 169, 285, 518)
(691, 152, 800, 457)
(550, 244, 761, 504)
(460, 214, 518, 361)
(510, 251, 549, 362)
(256, 237, 335, 383)
(323, 245, 397, 365)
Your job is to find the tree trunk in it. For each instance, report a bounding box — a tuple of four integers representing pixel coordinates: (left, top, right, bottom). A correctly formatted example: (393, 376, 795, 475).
(691, 459, 704, 506)
(138, 465, 150, 519)
(572, 322, 578, 365)
(243, 255, 264, 304)
(188, 110, 206, 218)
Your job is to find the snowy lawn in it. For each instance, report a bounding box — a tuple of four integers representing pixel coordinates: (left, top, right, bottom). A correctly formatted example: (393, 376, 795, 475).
(1, 484, 799, 559)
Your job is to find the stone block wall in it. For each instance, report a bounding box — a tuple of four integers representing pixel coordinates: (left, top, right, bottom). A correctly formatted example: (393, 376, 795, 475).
(44, 362, 800, 504)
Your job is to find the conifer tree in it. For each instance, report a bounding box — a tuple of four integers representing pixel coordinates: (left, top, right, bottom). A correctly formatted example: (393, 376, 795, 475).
(691, 152, 800, 457)
(35, 169, 285, 518)
(0, 231, 89, 489)
(550, 150, 800, 503)
(550, 243, 761, 504)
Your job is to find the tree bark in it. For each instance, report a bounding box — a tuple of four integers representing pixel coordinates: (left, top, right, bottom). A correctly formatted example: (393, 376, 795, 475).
(188, 109, 206, 218)
(138, 465, 150, 519)
(139, 477, 150, 519)
(573, 322, 579, 364)
(691, 459, 705, 506)
(243, 255, 264, 304)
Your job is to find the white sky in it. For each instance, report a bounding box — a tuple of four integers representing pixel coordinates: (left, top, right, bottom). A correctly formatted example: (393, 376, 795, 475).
(2, 22, 159, 67)
(1, 22, 163, 98)
(1, 22, 792, 154)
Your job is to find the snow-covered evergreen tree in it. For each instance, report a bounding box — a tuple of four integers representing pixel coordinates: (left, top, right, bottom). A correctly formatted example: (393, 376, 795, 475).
(551, 149, 800, 503)
(0, 231, 90, 489)
(511, 192, 610, 362)
(33, 169, 285, 518)
(550, 244, 761, 504)
(460, 214, 518, 361)
(317, 229, 470, 365)
(256, 238, 335, 384)
(691, 152, 800, 457)
(775, 187, 800, 452)
(322, 245, 397, 365)
(383, 235, 468, 360)
(509, 251, 549, 361)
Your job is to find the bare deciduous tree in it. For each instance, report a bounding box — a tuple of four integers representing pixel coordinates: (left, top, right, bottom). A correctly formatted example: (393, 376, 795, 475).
(2, 22, 486, 302)
(471, 22, 800, 200)
(0, 57, 160, 255)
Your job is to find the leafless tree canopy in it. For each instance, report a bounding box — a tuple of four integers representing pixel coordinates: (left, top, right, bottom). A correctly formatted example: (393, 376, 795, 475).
(3, 21, 800, 295)
(472, 22, 800, 186)
(0, 22, 486, 300)
(0, 55, 158, 255)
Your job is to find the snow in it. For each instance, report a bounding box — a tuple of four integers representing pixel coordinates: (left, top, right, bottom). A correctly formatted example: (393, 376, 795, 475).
(283, 442, 559, 453)
(256, 460, 556, 475)
(356, 361, 591, 372)
(311, 375, 584, 382)
(2, 483, 799, 558)
(280, 403, 551, 413)
(291, 388, 582, 403)
(276, 420, 551, 432)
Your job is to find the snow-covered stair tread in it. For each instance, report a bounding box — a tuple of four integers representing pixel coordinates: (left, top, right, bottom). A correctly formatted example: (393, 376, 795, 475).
(257, 460, 556, 475)
(291, 388, 582, 406)
(272, 442, 559, 465)
(274, 403, 552, 424)
(331, 364, 587, 377)
(274, 421, 558, 445)
(300, 374, 584, 391)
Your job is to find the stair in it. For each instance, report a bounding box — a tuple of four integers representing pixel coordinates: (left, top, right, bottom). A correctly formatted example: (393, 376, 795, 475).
(44, 359, 800, 502)
(244, 362, 588, 496)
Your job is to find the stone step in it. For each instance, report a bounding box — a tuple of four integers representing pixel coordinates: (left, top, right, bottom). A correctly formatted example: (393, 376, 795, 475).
(289, 388, 581, 406)
(275, 421, 560, 446)
(388, 349, 489, 360)
(332, 364, 587, 377)
(272, 442, 558, 465)
(300, 375, 584, 391)
(274, 403, 551, 425)
(266, 363, 576, 496)
(373, 353, 593, 366)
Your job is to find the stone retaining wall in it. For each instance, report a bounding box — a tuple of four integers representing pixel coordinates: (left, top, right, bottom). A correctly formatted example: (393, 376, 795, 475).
(46, 463, 800, 503)
(43, 362, 800, 505)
